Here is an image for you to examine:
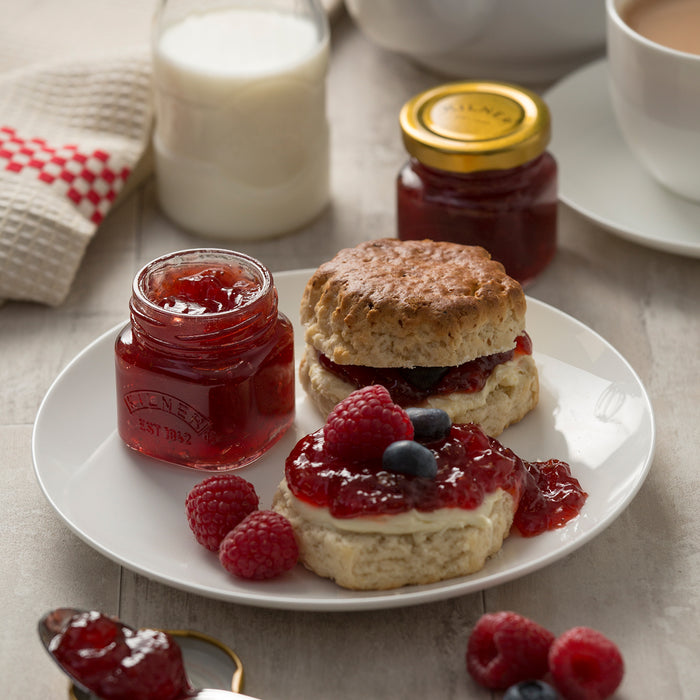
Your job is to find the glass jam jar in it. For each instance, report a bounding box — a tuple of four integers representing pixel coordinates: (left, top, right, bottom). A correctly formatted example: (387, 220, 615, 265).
(115, 249, 295, 470)
(397, 81, 558, 285)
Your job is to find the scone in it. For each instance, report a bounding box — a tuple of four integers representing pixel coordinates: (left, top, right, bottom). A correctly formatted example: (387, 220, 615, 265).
(272, 420, 522, 591)
(273, 387, 587, 591)
(299, 238, 538, 437)
(273, 478, 515, 591)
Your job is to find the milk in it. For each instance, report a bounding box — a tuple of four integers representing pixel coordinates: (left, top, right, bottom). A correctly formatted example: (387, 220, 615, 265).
(152, 6, 330, 239)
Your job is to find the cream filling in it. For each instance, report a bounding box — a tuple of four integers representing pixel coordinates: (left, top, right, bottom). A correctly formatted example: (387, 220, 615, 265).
(303, 344, 533, 409)
(278, 481, 506, 535)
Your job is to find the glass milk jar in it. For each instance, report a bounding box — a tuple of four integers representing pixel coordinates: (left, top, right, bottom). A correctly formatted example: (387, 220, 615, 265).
(152, 0, 330, 239)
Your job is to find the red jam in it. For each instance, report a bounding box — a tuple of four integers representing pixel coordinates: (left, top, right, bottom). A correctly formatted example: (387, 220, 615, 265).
(115, 249, 294, 470)
(317, 333, 533, 406)
(154, 266, 262, 314)
(397, 155, 557, 285)
(516, 459, 589, 537)
(285, 423, 586, 536)
(50, 611, 190, 700)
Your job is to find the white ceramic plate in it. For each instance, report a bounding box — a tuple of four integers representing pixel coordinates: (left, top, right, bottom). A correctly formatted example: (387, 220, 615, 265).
(544, 58, 700, 258)
(32, 269, 655, 611)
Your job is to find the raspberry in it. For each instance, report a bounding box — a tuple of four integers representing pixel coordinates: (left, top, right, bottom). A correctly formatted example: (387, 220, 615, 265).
(186, 474, 259, 551)
(548, 627, 624, 700)
(324, 385, 414, 461)
(219, 510, 298, 580)
(466, 612, 555, 690)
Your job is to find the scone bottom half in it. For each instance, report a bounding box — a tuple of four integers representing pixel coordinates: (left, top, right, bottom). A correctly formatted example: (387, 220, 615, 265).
(299, 239, 538, 436)
(272, 390, 587, 591)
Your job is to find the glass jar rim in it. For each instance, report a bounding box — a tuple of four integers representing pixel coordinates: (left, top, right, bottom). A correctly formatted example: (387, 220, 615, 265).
(132, 248, 273, 321)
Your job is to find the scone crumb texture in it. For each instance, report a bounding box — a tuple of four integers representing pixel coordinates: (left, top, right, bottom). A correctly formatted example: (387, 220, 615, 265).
(300, 238, 527, 367)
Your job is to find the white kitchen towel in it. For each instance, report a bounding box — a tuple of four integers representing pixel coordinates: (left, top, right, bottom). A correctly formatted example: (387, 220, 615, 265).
(0, 50, 153, 306)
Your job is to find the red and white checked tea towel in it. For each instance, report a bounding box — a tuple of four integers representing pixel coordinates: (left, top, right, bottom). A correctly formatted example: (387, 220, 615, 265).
(0, 51, 152, 305)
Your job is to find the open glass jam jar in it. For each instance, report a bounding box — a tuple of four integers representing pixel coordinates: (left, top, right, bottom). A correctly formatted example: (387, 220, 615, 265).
(115, 249, 294, 470)
(397, 81, 558, 285)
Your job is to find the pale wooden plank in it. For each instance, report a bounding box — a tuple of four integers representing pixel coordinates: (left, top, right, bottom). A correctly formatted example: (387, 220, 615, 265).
(118, 572, 485, 700)
(1, 425, 121, 699)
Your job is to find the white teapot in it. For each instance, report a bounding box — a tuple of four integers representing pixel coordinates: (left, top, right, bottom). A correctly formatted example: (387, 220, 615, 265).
(344, 0, 605, 85)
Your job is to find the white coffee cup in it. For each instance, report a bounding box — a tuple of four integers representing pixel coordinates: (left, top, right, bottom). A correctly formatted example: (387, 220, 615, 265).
(607, 0, 700, 202)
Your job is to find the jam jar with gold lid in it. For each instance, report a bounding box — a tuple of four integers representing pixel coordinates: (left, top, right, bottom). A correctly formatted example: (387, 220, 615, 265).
(114, 248, 294, 471)
(397, 81, 558, 285)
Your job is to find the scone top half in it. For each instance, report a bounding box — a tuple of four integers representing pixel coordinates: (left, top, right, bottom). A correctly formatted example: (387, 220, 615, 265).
(300, 239, 526, 368)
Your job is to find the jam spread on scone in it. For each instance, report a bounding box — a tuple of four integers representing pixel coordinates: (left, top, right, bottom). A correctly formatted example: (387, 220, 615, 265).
(317, 332, 533, 405)
(285, 417, 585, 536)
(287, 422, 520, 517)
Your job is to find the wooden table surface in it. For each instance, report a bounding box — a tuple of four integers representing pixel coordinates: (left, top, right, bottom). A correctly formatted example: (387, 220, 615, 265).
(2, 4, 699, 699)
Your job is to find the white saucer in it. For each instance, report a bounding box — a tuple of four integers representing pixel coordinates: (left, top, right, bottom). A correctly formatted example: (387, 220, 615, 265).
(544, 58, 700, 258)
(32, 270, 655, 611)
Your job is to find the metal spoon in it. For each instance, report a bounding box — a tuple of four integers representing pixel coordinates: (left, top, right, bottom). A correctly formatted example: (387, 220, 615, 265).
(39, 607, 258, 700)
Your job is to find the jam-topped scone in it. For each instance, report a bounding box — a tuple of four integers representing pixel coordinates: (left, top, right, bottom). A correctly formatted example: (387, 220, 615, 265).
(272, 387, 586, 591)
(299, 238, 538, 437)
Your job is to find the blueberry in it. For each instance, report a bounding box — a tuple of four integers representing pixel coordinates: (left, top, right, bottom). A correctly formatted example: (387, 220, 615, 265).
(405, 407, 451, 443)
(382, 440, 438, 479)
(503, 680, 559, 700)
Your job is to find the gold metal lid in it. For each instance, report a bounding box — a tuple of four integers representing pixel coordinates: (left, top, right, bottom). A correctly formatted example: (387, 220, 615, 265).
(399, 81, 551, 173)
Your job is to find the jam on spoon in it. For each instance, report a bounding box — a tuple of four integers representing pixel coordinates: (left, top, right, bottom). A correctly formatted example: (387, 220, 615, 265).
(38, 608, 252, 700)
